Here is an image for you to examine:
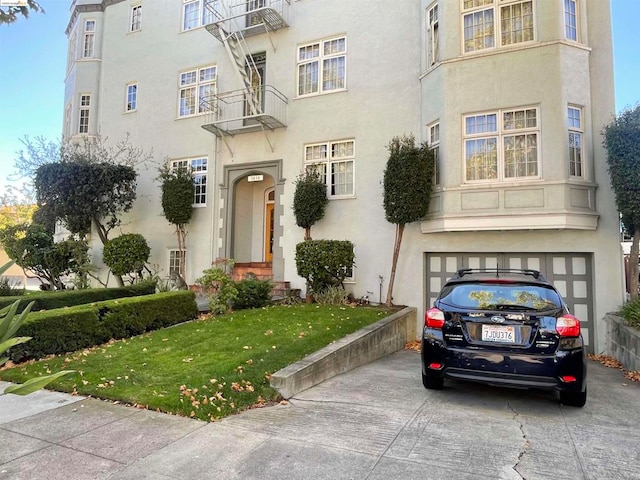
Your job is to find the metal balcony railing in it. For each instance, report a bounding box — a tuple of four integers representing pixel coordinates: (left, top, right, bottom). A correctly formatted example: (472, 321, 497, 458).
(204, 0, 290, 40)
(201, 85, 288, 137)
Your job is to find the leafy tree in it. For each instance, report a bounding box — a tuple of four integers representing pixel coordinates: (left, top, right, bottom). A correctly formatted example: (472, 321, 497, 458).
(0, 0, 43, 25)
(157, 165, 194, 280)
(293, 169, 328, 240)
(603, 104, 640, 300)
(0, 223, 86, 290)
(382, 134, 435, 307)
(35, 161, 137, 243)
(103, 233, 151, 284)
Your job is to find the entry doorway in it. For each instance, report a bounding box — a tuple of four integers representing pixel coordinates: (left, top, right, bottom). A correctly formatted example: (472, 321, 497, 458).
(265, 188, 275, 263)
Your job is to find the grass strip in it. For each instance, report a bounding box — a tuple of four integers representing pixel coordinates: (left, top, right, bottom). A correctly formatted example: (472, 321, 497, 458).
(0, 304, 387, 421)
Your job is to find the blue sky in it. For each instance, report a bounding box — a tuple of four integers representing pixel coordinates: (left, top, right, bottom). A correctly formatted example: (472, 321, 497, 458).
(0, 0, 638, 191)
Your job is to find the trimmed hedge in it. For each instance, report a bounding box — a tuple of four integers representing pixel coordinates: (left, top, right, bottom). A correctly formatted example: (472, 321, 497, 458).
(8, 290, 197, 363)
(0, 281, 157, 313)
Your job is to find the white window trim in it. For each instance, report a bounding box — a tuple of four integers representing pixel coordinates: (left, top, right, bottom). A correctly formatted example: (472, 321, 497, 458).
(169, 249, 186, 276)
(564, 0, 578, 42)
(297, 35, 347, 98)
(426, 2, 440, 68)
(169, 157, 208, 206)
(461, 0, 535, 54)
(125, 82, 138, 112)
(130, 4, 142, 32)
(463, 106, 541, 183)
(82, 19, 96, 58)
(304, 139, 356, 199)
(67, 28, 77, 71)
(78, 94, 91, 134)
(428, 121, 440, 186)
(181, 0, 216, 32)
(568, 105, 584, 178)
(177, 65, 217, 118)
(63, 102, 72, 140)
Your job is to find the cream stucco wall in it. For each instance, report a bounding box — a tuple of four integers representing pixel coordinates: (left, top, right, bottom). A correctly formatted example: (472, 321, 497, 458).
(63, 0, 624, 353)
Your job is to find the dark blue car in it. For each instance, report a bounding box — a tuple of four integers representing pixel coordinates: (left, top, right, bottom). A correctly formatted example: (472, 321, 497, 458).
(421, 269, 587, 407)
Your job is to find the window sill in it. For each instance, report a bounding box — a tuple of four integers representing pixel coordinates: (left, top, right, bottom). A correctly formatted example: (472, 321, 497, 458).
(295, 88, 348, 100)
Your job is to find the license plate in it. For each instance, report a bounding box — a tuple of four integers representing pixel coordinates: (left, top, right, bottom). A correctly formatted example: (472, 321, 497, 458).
(482, 324, 515, 343)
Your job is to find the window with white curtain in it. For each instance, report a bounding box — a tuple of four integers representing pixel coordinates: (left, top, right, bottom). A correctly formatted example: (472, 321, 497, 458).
(178, 65, 216, 117)
(305, 139, 355, 198)
(182, 0, 217, 31)
(462, 0, 534, 53)
(297, 36, 346, 97)
(464, 107, 539, 182)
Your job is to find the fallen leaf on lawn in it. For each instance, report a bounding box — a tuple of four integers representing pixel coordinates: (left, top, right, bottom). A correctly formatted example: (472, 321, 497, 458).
(182, 357, 194, 363)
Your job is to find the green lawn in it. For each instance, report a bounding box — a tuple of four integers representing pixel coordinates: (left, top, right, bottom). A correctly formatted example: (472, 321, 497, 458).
(0, 304, 386, 421)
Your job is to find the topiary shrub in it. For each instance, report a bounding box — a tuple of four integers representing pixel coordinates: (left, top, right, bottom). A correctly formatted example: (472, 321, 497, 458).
(233, 278, 273, 310)
(295, 240, 355, 294)
(103, 233, 151, 282)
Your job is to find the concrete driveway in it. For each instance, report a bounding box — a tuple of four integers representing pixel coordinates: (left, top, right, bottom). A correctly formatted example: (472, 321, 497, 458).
(1, 349, 639, 479)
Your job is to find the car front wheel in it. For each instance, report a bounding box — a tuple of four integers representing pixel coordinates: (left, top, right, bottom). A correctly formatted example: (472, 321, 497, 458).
(559, 388, 587, 407)
(422, 373, 444, 390)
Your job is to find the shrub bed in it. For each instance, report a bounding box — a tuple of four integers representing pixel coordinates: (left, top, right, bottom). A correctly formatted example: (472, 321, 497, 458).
(8, 290, 197, 363)
(0, 281, 157, 313)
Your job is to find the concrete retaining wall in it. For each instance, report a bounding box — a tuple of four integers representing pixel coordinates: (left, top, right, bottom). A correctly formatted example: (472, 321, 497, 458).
(605, 313, 640, 371)
(270, 307, 417, 399)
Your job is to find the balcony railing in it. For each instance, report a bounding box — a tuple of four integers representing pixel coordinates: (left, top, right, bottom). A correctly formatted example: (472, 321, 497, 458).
(201, 85, 288, 137)
(204, 0, 289, 40)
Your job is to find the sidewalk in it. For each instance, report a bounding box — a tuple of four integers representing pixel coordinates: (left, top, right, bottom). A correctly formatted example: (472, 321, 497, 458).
(1, 350, 640, 479)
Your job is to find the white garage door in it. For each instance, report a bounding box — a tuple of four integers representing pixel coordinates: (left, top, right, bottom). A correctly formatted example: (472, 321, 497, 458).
(426, 253, 594, 353)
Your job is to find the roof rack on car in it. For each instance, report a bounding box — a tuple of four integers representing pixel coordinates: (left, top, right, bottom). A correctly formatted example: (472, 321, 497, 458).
(456, 268, 544, 280)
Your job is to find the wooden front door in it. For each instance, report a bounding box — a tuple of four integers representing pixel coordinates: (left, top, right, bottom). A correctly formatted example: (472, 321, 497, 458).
(264, 202, 274, 263)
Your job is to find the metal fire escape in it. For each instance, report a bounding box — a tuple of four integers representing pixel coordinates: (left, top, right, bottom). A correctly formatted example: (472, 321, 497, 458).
(201, 0, 289, 151)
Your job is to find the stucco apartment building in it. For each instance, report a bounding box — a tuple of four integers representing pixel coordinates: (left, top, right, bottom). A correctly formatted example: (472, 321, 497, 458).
(63, 0, 624, 353)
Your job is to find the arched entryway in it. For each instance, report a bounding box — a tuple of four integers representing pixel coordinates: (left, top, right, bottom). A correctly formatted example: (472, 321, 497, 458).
(219, 160, 285, 281)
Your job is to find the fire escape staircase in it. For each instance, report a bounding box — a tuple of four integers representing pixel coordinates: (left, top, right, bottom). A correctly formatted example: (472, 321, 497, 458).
(201, 1, 289, 154)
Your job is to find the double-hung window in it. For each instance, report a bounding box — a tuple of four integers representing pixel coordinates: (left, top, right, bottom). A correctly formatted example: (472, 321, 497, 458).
(169, 250, 186, 276)
(82, 20, 95, 58)
(182, 0, 216, 31)
(79, 94, 91, 134)
(178, 65, 216, 117)
(297, 36, 346, 97)
(305, 140, 355, 198)
(126, 83, 138, 112)
(426, 3, 440, 67)
(462, 0, 534, 53)
(564, 0, 578, 41)
(170, 158, 208, 205)
(428, 122, 440, 186)
(67, 30, 77, 70)
(464, 107, 539, 182)
(131, 5, 142, 32)
(568, 106, 583, 177)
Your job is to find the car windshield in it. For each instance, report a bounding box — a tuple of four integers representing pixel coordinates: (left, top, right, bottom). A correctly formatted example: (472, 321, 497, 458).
(440, 282, 563, 311)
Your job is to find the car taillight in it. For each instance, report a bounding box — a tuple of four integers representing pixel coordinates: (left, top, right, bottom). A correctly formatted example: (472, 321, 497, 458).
(556, 314, 580, 337)
(425, 307, 445, 329)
